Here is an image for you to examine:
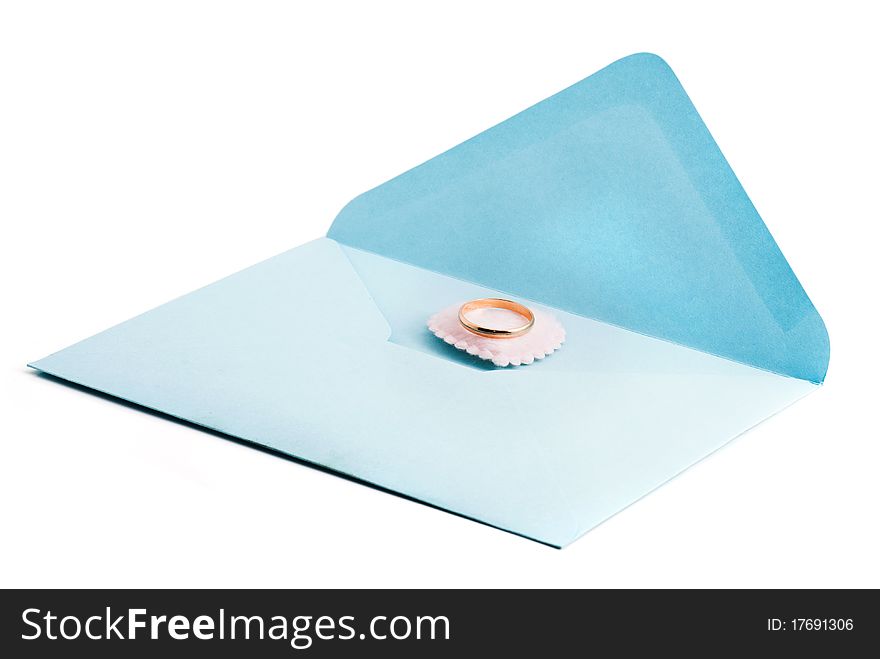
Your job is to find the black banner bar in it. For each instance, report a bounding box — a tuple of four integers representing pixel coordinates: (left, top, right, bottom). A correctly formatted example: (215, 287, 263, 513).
(1, 589, 875, 657)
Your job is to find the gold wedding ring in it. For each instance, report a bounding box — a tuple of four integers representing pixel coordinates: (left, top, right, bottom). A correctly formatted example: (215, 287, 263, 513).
(458, 298, 535, 339)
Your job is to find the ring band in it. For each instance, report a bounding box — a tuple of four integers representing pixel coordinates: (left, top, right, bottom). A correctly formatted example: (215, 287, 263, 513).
(458, 298, 535, 339)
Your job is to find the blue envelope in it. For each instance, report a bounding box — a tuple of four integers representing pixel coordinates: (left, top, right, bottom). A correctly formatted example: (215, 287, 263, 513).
(30, 53, 828, 547)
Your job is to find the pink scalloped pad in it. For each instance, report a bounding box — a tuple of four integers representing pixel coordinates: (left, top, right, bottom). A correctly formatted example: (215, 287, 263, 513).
(427, 303, 565, 367)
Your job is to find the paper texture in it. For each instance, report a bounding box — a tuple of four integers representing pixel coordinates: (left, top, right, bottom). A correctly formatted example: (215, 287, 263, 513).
(31, 53, 828, 545)
(32, 239, 816, 546)
(329, 54, 828, 383)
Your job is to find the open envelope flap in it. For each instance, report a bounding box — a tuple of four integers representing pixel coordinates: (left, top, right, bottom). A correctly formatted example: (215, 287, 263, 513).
(328, 53, 829, 383)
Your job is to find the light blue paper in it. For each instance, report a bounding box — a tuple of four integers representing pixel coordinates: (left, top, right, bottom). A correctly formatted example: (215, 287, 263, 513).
(330, 53, 828, 383)
(31, 54, 828, 546)
(31, 239, 816, 546)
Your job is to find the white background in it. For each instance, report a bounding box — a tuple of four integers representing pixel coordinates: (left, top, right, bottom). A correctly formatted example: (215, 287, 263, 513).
(1, 1, 878, 588)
